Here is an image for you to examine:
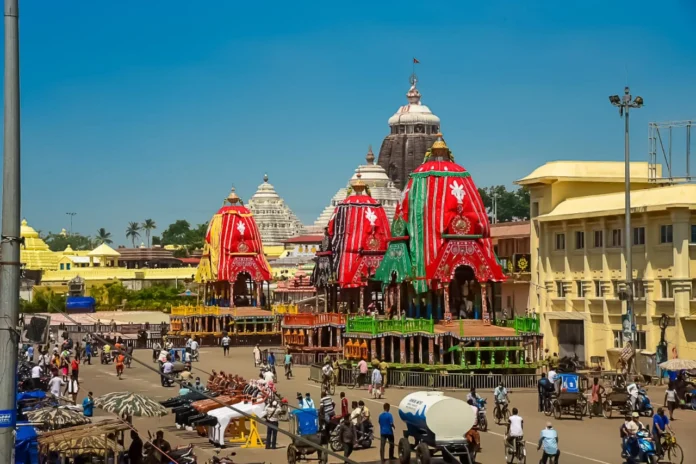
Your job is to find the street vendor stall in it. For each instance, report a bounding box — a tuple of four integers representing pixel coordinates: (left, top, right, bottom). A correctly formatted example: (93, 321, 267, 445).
(37, 419, 129, 463)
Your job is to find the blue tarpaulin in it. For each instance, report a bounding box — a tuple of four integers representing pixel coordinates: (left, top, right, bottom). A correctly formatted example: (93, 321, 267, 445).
(66, 296, 96, 312)
(17, 391, 45, 402)
(15, 422, 38, 464)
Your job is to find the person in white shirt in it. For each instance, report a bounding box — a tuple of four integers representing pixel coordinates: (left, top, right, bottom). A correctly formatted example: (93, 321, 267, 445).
(185, 337, 192, 349)
(253, 344, 261, 366)
(547, 369, 557, 385)
(221, 335, 231, 356)
(48, 374, 65, 397)
(321, 360, 334, 384)
(65, 377, 80, 404)
(506, 408, 524, 450)
(30, 365, 42, 390)
(263, 369, 275, 383)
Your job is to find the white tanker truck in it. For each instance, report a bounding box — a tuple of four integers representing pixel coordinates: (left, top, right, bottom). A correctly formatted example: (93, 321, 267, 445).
(397, 391, 476, 464)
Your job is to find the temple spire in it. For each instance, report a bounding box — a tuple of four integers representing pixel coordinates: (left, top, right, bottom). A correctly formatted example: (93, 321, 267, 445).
(351, 169, 367, 194)
(226, 187, 242, 205)
(366, 145, 375, 165)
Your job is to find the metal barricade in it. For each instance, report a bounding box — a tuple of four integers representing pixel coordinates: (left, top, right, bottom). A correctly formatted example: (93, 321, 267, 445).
(504, 373, 538, 389)
(308, 364, 323, 383)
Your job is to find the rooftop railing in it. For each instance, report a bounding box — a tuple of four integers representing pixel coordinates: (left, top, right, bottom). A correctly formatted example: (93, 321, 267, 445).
(346, 316, 435, 335)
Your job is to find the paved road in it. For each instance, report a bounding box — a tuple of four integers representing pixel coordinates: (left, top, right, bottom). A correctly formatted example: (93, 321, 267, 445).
(75, 346, 695, 463)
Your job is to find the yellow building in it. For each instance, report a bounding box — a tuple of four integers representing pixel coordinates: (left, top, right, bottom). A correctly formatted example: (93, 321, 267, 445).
(517, 161, 696, 367)
(20, 219, 197, 296)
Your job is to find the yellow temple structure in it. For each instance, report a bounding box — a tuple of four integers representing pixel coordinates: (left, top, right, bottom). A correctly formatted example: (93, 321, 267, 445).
(19, 219, 197, 296)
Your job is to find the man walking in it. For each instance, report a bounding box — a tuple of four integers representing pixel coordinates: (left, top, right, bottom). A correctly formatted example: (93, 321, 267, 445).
(538, 422, 559, 464)
(264, 400, 280, 449)
(378, 403, 395, 463)
(221, 334, 230, 356)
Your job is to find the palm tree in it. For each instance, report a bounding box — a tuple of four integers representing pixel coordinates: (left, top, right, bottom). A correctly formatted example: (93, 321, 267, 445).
(96, 228, 113, 245)
(142, 219, 157, 248)
(126, 222, 141, 248)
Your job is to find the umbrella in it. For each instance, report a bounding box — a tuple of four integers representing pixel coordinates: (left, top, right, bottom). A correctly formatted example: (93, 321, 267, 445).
(94, 392, 169, 417)
(53, 436, 123, 457)
(25, 407, 91, 430)
(659, 359, 696, 371)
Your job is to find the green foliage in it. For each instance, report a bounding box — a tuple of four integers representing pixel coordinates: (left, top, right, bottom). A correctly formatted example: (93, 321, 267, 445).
(44, 233, 94, 252)
(477, 186, 530, 223)
(142, 219, 157, 247)
(96, 228, 113, 245)
(160, 220, 208, 255)
(89, 282, 192, 310)
(126, 221, 141, 247)
(20, 289, 66, 313)
(151, 236, 162, 246)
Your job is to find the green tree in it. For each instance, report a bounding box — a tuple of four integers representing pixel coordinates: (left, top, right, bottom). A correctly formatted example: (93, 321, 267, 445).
(19, 289, 66, 313)
(152, 236, 162, 246)
(126, 222, 141, 247)
(478, 186, 530, 223)
(160, 220, 191, 245)
(142, 219, 157, 248)
(44, 233, 94, 252)
(89, 284, 106, 306)
(95, 228, 113, 245)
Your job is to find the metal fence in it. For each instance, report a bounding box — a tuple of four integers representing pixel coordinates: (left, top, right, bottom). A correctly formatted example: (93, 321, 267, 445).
(309, 365, 537, 391)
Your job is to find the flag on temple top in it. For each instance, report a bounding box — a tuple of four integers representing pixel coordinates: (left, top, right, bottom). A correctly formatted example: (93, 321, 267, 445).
(413, 58, 420, 64)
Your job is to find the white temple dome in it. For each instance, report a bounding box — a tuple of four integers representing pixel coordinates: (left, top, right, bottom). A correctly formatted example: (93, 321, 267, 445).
(387, 82, 440, 127)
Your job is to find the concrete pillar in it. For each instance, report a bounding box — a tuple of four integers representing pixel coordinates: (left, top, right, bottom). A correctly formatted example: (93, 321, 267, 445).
(380, 337, 385, 360)
(370, 339, 377, 360)
(671, 208, 691, 318)
(399, 338, 406, 365)
(428, 338, 434, 365)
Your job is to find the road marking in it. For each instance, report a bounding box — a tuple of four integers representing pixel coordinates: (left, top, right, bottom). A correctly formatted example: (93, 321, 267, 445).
(486, 430, 612, 464)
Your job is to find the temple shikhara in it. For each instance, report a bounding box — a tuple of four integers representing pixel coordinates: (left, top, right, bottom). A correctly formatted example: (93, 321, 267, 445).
(169, 76, 542, 371)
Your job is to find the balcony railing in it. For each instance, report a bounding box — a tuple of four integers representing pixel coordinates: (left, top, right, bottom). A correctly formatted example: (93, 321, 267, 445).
(346, 316, 435, 335)
(272, 304, 299, 315)
(283, 313, 346, 326)
(494, 316, 539, 334)
(170, 305, 221, 316)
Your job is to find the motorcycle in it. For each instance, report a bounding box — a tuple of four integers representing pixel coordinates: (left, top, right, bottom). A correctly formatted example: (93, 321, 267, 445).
(208, 450, 236, 464)
(476, 397, 488, 432)
(622, 429, 658, 464)
(557, 355, 580, 373)
(329, 421, 374, 451)
(634, 389, 653, 417)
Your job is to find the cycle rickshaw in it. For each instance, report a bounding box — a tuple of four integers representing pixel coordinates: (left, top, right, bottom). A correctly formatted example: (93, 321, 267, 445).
(287, 408, 328, 464)
(543, 373, 588, 420)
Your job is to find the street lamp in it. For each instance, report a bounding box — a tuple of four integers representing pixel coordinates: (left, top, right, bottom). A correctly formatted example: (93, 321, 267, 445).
(65, 212, 76, 235)
(608, 86, 643, 374)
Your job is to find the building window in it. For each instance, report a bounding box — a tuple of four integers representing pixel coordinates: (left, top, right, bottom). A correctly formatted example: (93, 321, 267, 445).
(614, 330, 647, 350)
(612, 280, 622, 297)
(576, 281, 585, 298)
(66, 263, 71, 270)
(691, 225, 696, 244)
(633, 280, 646, 299)
(60, 263, 65, 270)
(660, 225, 673, 244)
(555, 233, 566, 251)
(610, 229, 622, 247)
(660, 280, 673, 299)
(593, 230, 603, 248)
(575, 231, 585, 250)
(632, 227, 645, 246)
(556, 281, 566, 297)
(594, 280, 604, 297)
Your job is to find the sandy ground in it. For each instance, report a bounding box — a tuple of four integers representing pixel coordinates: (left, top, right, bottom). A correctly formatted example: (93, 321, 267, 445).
(74, 346, 696, 464)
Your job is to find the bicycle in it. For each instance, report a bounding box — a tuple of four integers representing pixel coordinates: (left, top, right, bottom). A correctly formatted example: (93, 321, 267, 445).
(506, 435, 526, 464)
(321, 375, 335, 396)
(661, 432, 683, 464)
(542, 396, 553, 416)
(493, 401, 510, 425)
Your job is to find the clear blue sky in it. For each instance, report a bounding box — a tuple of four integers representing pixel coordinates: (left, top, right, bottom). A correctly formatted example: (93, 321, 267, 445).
(6, 0, 696, 245)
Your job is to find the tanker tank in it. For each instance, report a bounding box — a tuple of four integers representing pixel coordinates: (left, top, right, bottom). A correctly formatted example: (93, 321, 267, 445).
(398, 391, 475, 443)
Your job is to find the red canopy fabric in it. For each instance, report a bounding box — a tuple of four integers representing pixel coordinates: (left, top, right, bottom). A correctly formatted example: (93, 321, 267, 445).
(327, 194, 391, 288)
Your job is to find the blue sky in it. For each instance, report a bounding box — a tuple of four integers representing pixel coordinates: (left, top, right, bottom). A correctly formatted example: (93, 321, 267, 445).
(6, 0, 696, 245)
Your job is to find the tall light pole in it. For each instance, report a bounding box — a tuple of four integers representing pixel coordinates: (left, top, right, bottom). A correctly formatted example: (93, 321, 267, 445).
(66, 212, 76, 235)
(609, 86, 644, 374)
(0, 0, 20, 456)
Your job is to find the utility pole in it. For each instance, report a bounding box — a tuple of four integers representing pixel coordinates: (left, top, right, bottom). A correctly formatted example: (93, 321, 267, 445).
(609, 87, 644, 375)
(66, 212, 76, 235)
(492, 193, 498, 224)
(0, 0, 21, 457)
